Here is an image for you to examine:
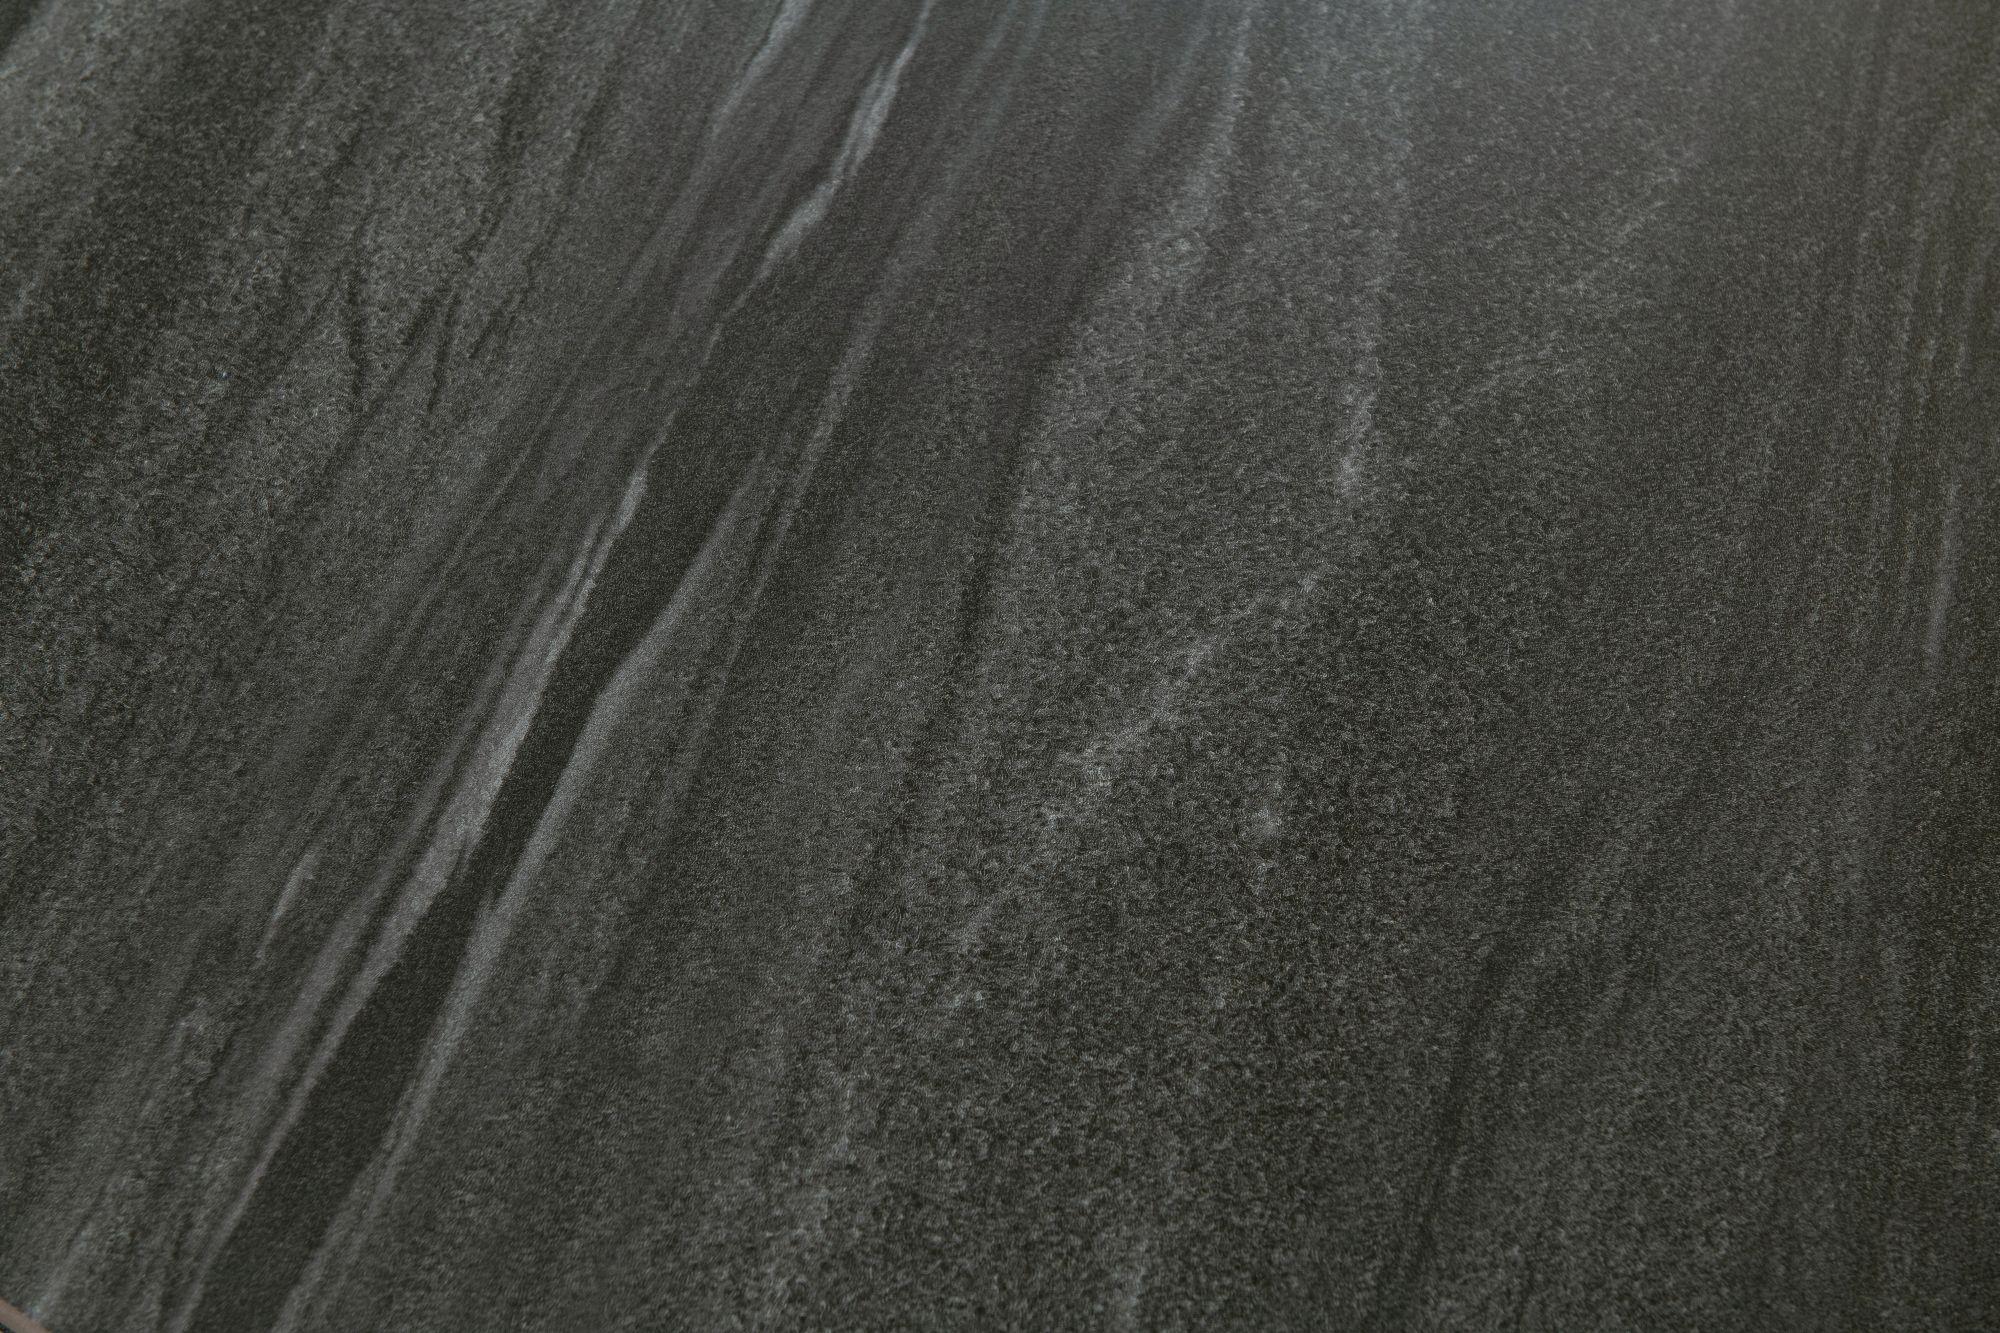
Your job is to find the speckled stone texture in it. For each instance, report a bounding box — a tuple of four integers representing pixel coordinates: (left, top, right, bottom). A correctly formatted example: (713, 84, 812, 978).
(3, 0, 1997, 1328)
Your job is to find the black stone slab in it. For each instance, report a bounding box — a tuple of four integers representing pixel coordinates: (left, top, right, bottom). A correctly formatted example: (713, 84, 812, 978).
(3, 1, 1996, 1327)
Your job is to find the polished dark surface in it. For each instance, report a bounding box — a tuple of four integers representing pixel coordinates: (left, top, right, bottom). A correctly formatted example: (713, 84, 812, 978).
(3, 0, 1997, 1327)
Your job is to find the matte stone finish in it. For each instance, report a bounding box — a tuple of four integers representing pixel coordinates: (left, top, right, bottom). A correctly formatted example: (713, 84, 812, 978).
(3, 0, 1997, 1328)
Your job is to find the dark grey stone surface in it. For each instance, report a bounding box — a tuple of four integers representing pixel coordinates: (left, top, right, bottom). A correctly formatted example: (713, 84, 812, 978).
(3, 0, 1997, 1327)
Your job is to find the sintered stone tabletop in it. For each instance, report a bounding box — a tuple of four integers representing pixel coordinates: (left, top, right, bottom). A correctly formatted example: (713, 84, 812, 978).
(2, 0, 1996, 1328)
